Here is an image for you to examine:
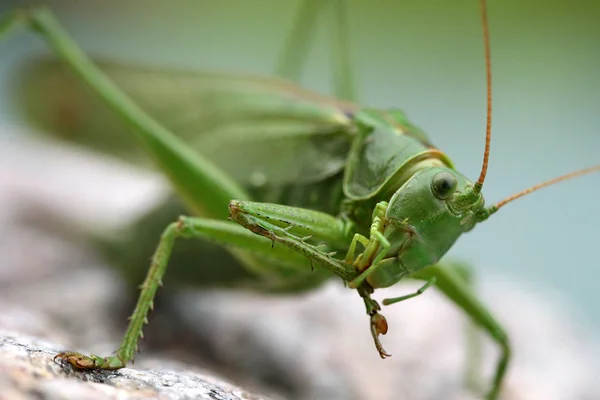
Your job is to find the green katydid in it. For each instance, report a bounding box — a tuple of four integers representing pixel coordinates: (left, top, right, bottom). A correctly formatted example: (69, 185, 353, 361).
(2, 1, 599, 400)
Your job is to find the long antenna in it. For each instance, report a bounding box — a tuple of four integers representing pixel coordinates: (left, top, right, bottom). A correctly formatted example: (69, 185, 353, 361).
(473, 0, 492, 195)
(489, 165, 600, 212)
(474, 0, 599, 218)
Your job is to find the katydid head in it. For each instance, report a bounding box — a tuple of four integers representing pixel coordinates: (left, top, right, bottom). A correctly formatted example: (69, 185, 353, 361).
(369, 0, 493, 279)
(371, 0, 600, 286)
(386, 167, 484, 230)
(363, 166, 485, 288)
(379, 167, 484, 272)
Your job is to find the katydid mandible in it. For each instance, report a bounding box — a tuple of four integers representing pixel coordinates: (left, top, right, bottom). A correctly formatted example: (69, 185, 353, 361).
(2, 1, 599, 400)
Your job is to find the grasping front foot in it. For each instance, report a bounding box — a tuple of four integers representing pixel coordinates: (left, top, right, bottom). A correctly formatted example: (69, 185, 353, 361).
(370, 313, 391, 359)
(358, 284, 391, 358)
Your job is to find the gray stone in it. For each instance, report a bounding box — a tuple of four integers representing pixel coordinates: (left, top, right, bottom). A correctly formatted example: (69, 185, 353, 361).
(0, 331, 272, 400)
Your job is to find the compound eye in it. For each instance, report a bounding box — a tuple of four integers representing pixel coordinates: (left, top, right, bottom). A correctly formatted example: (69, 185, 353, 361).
(431, 171, 458, 200)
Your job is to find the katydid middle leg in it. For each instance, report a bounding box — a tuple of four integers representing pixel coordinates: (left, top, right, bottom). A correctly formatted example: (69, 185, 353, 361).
(55, 215, 345, 370)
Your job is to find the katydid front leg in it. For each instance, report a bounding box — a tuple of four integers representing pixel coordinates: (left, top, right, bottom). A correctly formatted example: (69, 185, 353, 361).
(346, 202, 390, 289)
(229, 200, 394, 359)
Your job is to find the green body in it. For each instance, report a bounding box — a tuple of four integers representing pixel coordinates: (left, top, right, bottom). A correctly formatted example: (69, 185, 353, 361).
(19, 61, 483, 290)
(1, 3, 511, 400)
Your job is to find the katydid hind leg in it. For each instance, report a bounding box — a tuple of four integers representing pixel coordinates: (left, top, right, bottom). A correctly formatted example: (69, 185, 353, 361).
(0, 7, 247, 221)
(412, 264, 510, 400)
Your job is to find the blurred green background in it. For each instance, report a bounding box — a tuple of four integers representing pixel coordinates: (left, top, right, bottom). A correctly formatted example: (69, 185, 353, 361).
(0, 0, 598, 328)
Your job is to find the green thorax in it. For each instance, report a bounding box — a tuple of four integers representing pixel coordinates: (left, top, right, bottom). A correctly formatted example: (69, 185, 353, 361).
(342, 108, 455, 229)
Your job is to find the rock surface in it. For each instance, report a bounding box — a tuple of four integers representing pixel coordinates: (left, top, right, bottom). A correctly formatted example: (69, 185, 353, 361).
(2, 133, 600, 400)
(0, 331, 271, 400)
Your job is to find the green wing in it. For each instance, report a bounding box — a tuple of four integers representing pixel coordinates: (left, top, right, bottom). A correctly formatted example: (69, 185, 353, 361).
(15, 57, 358, 185)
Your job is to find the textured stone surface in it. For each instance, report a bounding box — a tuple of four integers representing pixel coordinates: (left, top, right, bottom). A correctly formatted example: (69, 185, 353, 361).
(2, 133, 600, 400)
(0, 331, 271, 400)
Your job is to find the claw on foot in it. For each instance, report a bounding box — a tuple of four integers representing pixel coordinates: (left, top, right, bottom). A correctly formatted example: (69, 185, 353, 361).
(370, 313, 391, 359)
(54, 352, 125, 370)
(54, 352, 101, 370)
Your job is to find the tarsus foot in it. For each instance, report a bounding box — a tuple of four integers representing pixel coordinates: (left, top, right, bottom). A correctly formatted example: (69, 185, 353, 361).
(370, 313, 391, 358)
(54, 352, 126, 370)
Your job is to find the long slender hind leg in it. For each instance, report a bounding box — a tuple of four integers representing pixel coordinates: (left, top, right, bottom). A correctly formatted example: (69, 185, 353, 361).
(0, 7, 248, 220)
